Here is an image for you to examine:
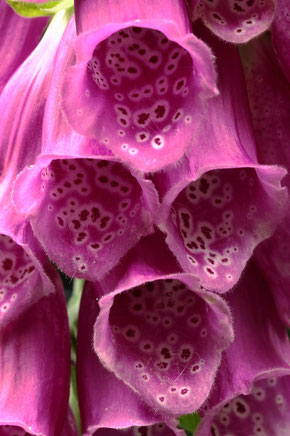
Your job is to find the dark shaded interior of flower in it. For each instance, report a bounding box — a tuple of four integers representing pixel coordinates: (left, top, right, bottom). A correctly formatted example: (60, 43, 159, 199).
(0, 426, 28, 435)
(86, 26, 195, 153)
(210, 376, 289, 435)
(197, 0, 274, 42)
(107, 279, 220, 414)
(0, 234, 36, 318)
(170, 167, 275, 289)
(32, 159, 146, 281)
(93, 422, 169, 436)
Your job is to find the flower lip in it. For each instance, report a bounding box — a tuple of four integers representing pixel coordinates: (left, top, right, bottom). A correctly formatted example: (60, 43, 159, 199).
(60, 17, 217, 172)
(95, 273, 233, 417)
(15, 156, 158, 282)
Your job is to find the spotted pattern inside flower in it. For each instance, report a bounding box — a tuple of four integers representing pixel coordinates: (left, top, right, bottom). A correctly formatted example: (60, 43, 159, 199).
(106, 279, 224, 415)
(0, 234, 37, 320)
(196, 0, 275, 43)
(170, 167, 278, 291)
(97, 422, 172, 435)
(86, 27, 195, 157)
(31, 159, 148, 281)
(210, 376, 290, 435)
(0, 425, 27, 435)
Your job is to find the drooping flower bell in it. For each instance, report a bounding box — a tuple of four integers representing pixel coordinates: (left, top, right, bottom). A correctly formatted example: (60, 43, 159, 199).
(0, 240, 72, 435)
(54, 0, 218, 172)
(154, 27, 287, 293)
(79, 232, 233, 421)
(188, 0, 275, 43)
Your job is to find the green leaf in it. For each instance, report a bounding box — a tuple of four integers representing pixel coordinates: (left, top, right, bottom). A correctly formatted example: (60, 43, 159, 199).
(178, 412, 201, 435)
(6, 0, 74, 17)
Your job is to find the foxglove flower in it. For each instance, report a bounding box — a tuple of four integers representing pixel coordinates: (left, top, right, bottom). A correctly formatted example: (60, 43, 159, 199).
(154, 29, 287, 292)
(188, 0, 275, 43)
(193, 259, 290, 435)
(77, 278, 164, 433)
(0, 2, 48, 93)
(0, 259, 71, 435)
(0, 10, 73, 322)
(12, 16, 159, 282)
(54, 0, 218, 172)
(81, 232, 233, 420)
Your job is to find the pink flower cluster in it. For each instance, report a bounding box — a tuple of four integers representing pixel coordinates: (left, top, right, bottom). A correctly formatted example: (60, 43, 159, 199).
(0, 0, 289, 435)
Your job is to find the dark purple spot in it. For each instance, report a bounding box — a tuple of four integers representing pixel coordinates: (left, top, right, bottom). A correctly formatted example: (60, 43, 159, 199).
(91, 207, 100, 222)
(128, 67, 137, 74)
(57, 217, 64, 227)
(99, 176, 108, 183)
(186, 241, 198, 250)
(125, 328, 136, 338)
(137, 112, 150, 125)
(132, 303, 143, 311)
(181, 348, 191, 360)
(100, 216, 110, 229)
(199, 178, 210, 194)
(77, 232, 86, 242)
(156, 361, 168, 369)
(149, 55, 158, 64)
(160, 347, 171, 360)
(72, 219, 81, 230)
(2, 258, 13, 271)
(79, 210, 89, 221)
(236, 401, 247, 414)
(154, 105, 166, 119)
(201, 226, 212, 240)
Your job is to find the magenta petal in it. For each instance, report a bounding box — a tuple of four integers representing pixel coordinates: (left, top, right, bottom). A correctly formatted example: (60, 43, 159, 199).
(194, 259, 290, 435)
(272, 0, 290, 82)
(189, 0, 275, 43)
(0, 2, 48, 93)
(93, 232, 233, 418)
(197, 375, 290, 436)
(155, 33, 287, 292)
(14, 156, 158, 281)
(74, 0, 191, 35)
(0, 221, 58, 328)
(0, 10, 70, 196)
(77, 282, 163, 434)
(58, 1, 217, 172)
(0, 270, 70, 435)
(242, 35, 290, 325)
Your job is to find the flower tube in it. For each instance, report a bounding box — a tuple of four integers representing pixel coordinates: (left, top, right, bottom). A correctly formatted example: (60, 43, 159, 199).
(154, 27, 287, 293)
(241, 34, 290, 326)
(55, 0, 218, 172)
(81, 232, 233, 420)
